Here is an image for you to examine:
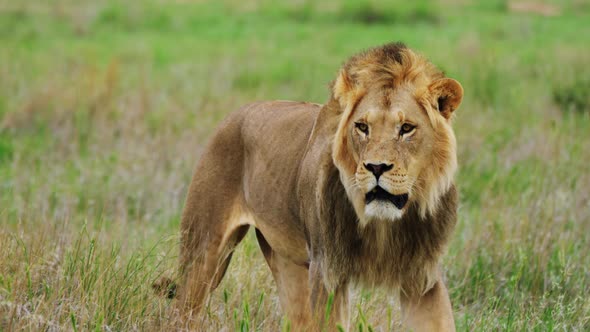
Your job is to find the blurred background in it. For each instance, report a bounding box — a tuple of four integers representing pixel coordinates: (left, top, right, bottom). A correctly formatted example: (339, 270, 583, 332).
(1, 0, 589, 330)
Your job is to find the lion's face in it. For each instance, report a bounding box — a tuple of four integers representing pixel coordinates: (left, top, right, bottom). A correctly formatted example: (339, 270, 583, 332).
(347, 87, 434, 222)
(328, 46, 463, 226)
(332, 79, 462, 227)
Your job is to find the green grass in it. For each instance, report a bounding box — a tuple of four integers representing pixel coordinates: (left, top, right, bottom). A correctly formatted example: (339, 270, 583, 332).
(1, 0, 589, 330)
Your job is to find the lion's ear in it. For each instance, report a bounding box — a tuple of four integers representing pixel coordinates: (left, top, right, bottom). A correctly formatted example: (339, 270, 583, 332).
(332, 69, 364, 112)
(428, 78, 463, 119)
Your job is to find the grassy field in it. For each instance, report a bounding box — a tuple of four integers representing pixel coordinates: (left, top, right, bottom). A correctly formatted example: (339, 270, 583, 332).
(1, 0, 589, 330)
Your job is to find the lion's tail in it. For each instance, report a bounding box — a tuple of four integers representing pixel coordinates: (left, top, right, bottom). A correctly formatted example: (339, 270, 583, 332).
(152, 277, 177, 299)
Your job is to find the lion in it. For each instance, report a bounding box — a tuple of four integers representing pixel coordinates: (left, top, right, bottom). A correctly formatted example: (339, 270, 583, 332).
(164, 42, 463, 331)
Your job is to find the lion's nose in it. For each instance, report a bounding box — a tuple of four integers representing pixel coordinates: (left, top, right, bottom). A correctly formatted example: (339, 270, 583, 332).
(364, 163, 393, 180)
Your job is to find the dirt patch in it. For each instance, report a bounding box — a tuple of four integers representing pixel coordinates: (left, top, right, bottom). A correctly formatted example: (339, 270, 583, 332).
(508, 1, 561, 16)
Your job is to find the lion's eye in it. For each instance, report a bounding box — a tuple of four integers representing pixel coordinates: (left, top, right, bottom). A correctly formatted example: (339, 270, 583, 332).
(400, 123, 416, 135)
(355, 122, 369, 135)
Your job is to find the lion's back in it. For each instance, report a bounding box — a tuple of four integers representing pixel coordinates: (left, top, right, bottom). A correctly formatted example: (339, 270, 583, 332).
(237, 101, 320, 154)
(238, 100, 321, 204)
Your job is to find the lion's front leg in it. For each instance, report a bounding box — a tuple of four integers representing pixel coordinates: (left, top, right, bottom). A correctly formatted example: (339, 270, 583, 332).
(309, 262, 350, 331)
(400, 279, 455, 332)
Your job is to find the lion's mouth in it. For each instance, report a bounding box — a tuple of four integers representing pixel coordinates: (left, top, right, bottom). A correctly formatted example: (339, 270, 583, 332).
(365, 186, 409, 209)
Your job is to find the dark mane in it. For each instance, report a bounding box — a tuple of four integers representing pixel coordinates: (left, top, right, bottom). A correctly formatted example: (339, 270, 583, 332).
(317, 163, 458, 296)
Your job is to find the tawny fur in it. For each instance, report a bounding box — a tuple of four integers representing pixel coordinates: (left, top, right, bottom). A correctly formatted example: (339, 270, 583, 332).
(168, 43, 464, 331)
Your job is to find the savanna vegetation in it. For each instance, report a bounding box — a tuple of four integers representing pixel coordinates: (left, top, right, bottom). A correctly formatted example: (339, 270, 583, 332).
(1, 0, 589, 330)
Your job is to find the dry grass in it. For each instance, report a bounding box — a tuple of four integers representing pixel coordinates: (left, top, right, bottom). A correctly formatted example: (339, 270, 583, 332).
(1, 0, 589, 330)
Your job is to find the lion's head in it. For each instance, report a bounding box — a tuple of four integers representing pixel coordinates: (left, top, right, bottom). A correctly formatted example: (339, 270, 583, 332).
(330, 43, 463, 227)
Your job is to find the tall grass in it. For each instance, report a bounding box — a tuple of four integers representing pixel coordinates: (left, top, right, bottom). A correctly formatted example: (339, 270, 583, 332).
(1, 0, 589, 330)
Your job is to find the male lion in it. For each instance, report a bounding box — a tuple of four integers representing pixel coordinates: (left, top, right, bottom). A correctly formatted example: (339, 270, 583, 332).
(173, 42, 463, 330)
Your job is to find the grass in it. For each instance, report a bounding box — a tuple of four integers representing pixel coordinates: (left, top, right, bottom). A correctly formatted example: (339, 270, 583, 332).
(1, 0, 589, 330)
